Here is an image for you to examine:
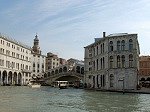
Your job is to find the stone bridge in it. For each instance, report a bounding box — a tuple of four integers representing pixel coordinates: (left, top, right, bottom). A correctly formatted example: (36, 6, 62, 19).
(43, 62, 84, 85)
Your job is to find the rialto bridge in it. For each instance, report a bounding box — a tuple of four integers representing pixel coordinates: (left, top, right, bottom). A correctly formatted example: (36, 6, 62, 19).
(0, 59, 84, 86)
(43, 63, 84, 86)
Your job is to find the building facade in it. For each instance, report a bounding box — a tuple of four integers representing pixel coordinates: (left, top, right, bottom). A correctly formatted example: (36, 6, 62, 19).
(46, 52, 66, 71)
(0, 34, 32, 85)
(84, 32, 140, 90)
(139, 56, 150, 81)
(31, 35, 46, 79)
(0, 34, 46, 85)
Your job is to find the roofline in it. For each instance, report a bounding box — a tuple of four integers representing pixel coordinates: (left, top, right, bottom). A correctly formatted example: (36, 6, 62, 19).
(84, 33, 137, 48)
(0, 34, 31, 50)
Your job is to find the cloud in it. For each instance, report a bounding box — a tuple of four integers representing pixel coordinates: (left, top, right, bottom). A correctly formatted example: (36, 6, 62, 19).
(0, 0, 150, 60)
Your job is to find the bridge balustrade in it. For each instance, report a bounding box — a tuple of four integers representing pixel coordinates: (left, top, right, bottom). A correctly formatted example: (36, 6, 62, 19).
(44, 64, 84, 79)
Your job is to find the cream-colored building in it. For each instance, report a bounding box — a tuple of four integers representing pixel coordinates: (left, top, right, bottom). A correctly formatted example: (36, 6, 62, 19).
(46, 52, 63, 71)
(0, 34, 32, 85)
(0, 34, 46, 86)
(31, 35, 46, 79)
(84, 32, 140, 90)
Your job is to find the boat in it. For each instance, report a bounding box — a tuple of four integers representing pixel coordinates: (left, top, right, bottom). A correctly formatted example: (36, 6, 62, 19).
(28, 76, 44, 88)
(52, 81, 69, 89)
(28, 80, 41, 88)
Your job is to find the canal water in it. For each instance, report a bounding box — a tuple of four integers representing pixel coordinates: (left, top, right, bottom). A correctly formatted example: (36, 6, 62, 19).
(0, 86, 150, 112)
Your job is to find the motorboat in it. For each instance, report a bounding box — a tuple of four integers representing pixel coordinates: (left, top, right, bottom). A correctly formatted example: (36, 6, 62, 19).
(28, 80, 41, 88)
(52, 81, 69, 89)
(28, 76, 44, 88)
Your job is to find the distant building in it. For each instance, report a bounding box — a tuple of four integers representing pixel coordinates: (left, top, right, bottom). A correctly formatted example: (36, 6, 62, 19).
(0, 34, 32, 85)
(46, 52, 60, 70)
(67, 58, 84, 72)
(139, 56, 150, 81)
(84, 32, 140, 90)
(59, 58, 67, 65)
(30, 34, 46, 80)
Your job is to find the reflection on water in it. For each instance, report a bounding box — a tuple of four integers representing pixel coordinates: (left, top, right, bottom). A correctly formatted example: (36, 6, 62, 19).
(0, 86, 150, 112)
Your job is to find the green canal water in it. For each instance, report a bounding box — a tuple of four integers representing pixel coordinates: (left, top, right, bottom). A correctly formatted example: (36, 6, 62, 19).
(0, 86, 150, 112)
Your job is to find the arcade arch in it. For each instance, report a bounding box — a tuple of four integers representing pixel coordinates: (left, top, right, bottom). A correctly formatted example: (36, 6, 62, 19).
(18, 72, 22, 85)
(2, 71, 7, 85)
(8, 71, 13, 85)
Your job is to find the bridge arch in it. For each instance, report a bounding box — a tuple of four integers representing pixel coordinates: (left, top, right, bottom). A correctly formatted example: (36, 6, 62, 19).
(76, 66, 80, 73)
(55, 69, 59, 74)
(45, 72, 84, 85)
(46, 72, 51, 77)
(63, 66, 67, 72)
(59, 68, 62, 73)
(51, 71, 54, 75)
(81, 67, 84, 74)
(44, 72, 49, 78)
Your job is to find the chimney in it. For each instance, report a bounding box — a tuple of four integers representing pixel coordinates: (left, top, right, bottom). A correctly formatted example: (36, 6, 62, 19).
(103, 32, 106, 37)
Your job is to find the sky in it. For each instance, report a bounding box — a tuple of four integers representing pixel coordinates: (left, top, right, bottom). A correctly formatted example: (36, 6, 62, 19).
(0, 0, 150, 60)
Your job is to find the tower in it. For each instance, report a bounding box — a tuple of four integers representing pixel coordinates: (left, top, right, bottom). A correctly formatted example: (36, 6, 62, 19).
(32, 34, 41, 55)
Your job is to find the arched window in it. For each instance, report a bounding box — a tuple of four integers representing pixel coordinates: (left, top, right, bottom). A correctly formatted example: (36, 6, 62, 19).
(110, 74, 114, 87)
(117, 55, 121, 68)
(33, 62, 35, 67)
(42, 64, 44, 68)
(25, 65, 28, 70)
(93, 61, 95, 71)
(37, 63, 40, 68)
(109, 41, 113, 51)
(93, 47, 95, 56)
(129, 54, 133, 67)
(102, 43, 104, 53)
(103, 57, 105, 69)
(129, 39, 133, 51)
(121, 40, 125, 51)
(122, 55, 125, 68)
(97, 46, 98, 55)
(110, 56, 113, 68)
(96, 59, 98, 70)
(76, 66, 80, 73)
(100, 58, 102, 69)
(101, 44, 102, 54)
(117, 41, 121, 51)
